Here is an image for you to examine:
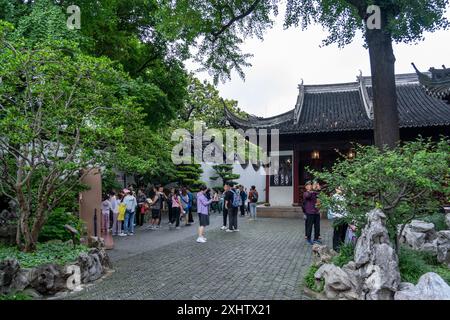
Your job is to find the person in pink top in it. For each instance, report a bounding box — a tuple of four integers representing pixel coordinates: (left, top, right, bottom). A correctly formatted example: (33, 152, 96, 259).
(196, 185, 213, 243)
(170, 189, 184, 230)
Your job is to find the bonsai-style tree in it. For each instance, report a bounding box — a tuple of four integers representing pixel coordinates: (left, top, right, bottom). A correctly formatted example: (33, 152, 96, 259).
(311, 138, 450, 253)
(210, 164, 240, 186)
(157, 0, 449, 149)
(175, 163, 205, 192)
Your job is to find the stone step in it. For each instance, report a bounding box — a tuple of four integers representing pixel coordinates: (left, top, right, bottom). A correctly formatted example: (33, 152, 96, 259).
(256, 206, 303, 218)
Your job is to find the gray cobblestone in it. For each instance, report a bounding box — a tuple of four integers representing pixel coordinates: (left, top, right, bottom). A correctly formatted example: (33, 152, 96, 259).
(67, 214, 331, 300)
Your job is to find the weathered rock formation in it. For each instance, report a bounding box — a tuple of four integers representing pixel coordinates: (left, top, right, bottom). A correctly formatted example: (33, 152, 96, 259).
(312, 244, 337, 266)
(314, 209, 401, 300)
(394, 272, 450, 300)
(0, 247, 111, 297)
(399, 219, 450, 267)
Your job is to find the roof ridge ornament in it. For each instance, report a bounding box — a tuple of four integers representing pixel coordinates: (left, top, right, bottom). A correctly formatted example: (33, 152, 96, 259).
(357, 71, 374, 120)
(294, 79, 305, 124)
(412, 63, 450, 104)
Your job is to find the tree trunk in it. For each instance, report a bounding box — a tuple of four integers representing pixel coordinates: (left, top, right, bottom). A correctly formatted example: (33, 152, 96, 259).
(366, 24, 400, 149)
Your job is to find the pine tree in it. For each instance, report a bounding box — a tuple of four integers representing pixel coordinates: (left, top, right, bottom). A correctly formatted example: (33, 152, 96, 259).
(176, 163, 204, 192)
(210, 164, 240, 186)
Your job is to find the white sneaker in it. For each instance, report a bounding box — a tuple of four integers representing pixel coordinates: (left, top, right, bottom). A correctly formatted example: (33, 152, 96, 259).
(128, 233, 134, 236)
(225, 229, 234, 233)
(234, 229, 240, 232)
(196, 237, 206, 243)
(220, 226, 227, 230)
(119, 233, 127, 237)
(201, 236, 207, 241)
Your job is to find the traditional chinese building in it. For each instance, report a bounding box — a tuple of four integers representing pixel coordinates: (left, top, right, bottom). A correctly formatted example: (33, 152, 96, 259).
(225, 72, 450, 208)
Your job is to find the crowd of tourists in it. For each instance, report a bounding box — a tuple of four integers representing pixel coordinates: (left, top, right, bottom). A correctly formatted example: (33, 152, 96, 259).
(101, 178, 354, 250)
(101, 183, 259, 244)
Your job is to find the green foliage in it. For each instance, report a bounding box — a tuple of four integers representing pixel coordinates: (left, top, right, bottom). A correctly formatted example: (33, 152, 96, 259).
(155, 0, 449, 82)
(332, 243, 355, 267)
(398, 246, 450, 285)
(175, 163, 205, 192)
(0, 242, 89, 269)
(422, 212, 448, 232)
(312, 138, 450, 247)
(38, 208, 85, 243)
(210, 164, 240, 186)
(303, 264, 324, 293)
(0, 292, 32, 300)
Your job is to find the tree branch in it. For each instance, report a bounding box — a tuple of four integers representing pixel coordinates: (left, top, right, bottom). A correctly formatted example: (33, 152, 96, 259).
(211, 0, 261, 42)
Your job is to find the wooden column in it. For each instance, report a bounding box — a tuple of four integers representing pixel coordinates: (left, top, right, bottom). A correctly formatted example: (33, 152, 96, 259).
(293, 150, 300, 205)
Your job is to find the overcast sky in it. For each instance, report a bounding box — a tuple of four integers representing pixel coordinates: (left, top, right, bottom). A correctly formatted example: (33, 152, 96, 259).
(187, 7, 450, 117)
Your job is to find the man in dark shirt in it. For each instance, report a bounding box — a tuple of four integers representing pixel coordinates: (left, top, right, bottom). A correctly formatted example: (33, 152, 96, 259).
(223, 183, 238, 231)
(303, 181, 321, 245)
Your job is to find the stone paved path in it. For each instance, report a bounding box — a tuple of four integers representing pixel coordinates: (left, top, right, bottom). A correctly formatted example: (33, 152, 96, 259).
(68, 214, 331, 300)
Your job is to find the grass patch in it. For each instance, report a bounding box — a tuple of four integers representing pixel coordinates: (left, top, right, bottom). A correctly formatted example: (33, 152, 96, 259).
(0, 242, 89, 268)
(398, 246, 450, 285)
(303, 265, 324, 293)
(0, 292, 32, 300)
(331, 243, 355, 267)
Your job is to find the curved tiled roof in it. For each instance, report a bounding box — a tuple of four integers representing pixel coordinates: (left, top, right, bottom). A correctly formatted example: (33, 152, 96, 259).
(226, 73, 450, 134)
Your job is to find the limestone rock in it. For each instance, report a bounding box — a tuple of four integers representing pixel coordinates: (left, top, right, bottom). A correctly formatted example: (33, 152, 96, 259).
(29, 264, 67, 295)
(395, 272, 450, 300)
(10, 268, 35, 292)
(436, 230, 450, 267)
(0, 259, 20, 293)
(354, 209, 390, 267)
(410, 220, 435, 233)
(312, 244, 337, 266)
(314, 263, 361, 300)
(88, 236, 105, 249)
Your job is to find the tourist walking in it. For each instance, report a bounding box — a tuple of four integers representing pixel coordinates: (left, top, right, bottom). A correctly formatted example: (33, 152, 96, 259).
(248, 186, 258, 220)
(225, 184, 240, 232)
(303, 181, 321, 244)
(170, 189, 184, 229)
(196, 186, 213, 243)
(328, 186, 349, 252)
(148, 186, 162, 230)
(167, 188, 175, 225)
(239, 185, 247, 217)
(136, 189, 147, 227)
(187, 188, 195, 224)
(101, 194, 112, 234)
(123, 189, 137, 235)
(221, 184, 231, 230)
(117, 193, 127, 236)
(110, 192, 119, 235)
(180, 188, 191, 226)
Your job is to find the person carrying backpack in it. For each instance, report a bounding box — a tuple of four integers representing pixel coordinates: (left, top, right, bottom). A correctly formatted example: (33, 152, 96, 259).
(225, 184, 241, 232)
(248, 185, 259, 220)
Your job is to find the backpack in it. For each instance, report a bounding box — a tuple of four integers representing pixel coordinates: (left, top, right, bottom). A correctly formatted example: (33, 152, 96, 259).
(250, 191, 258, 203)
(231, 190, 241, 208)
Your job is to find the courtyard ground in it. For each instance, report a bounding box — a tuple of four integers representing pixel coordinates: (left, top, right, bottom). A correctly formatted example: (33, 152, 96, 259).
(67, 214, 331, 300)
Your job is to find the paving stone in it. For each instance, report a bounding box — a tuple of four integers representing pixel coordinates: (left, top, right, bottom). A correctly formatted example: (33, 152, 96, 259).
(67, 214, 331, 300)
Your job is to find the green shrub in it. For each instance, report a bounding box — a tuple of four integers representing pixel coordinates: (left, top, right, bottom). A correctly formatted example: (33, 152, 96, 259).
(303, 265, 324, 293)
(422, 212, 447, 231)
(0, 292, 32, 300)
(38, 208, 85, 243)
(398, 246, 449, 285)
(332, 243, 355, 267)
(0, 242, 89, 268)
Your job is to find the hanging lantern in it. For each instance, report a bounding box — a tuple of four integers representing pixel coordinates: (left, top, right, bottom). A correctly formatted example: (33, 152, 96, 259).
(311, 150, 320, 159)
(347, 149, 355, 159)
